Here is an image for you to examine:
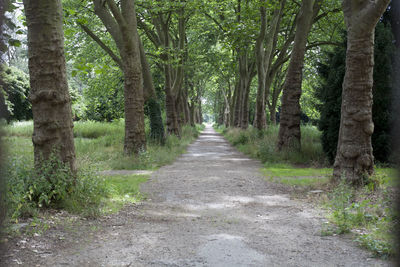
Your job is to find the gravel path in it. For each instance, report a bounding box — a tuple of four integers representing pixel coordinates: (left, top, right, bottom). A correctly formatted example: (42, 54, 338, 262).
(4, 125, 391, 266)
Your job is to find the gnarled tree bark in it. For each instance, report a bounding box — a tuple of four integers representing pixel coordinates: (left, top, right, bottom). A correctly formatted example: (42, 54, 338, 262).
(333, 0, 390, 184)
(277, 0, 321, 151)
(23, 0, 76, 173)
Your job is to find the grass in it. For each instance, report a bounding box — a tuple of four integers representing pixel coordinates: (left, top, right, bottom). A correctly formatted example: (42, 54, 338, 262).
(5, 120, 203, 171)
(216, 124, 326, 166)
(3, 120, 203, 229)
(216, 123, 398, 259)
(102, 174, 149, 214)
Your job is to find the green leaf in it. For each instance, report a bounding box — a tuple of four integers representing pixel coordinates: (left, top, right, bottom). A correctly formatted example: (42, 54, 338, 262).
(8, 39, 22, 47)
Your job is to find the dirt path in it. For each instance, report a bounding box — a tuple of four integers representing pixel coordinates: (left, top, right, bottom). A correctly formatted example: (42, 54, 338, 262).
(4, 125, 391, 266)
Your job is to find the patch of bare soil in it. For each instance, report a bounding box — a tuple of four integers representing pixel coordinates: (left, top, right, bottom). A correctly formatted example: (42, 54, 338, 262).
(1, 126, 393, 266)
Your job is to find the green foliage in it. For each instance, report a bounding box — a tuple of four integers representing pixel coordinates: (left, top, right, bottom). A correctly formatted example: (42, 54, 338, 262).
(0, 65, 32, 121)
(324, 177, 396, 258)
(5, 155, 108, 222)
(82, 69, 124, 122)
(316, 22, 395, 163)
(356, 230, 394, 259)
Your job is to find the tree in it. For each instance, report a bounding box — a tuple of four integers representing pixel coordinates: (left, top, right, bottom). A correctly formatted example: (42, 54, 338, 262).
(253, 0, 285, 130)
(317, 23, 394, 165)
(333, 0, 390, 184)
(91, 0, 146, 154)
(137, 0, 189, 136)
(23, 0, 77, 173)
(277, 0, 321, 151)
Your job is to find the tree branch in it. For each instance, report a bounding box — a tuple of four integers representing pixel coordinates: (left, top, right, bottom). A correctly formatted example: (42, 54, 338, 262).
(203, 12, 226, 33)
(306, 41, 342, 50)
(78, 22, 123, 69)
(105, 0, 126, 27)
(93, 0, 123, 50)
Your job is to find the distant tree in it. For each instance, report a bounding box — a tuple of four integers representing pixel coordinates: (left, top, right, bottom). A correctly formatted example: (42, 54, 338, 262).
(23, 0, 77, 173)
(333, 0, 390, 184)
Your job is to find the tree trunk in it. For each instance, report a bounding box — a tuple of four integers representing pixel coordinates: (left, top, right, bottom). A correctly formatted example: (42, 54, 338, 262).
(333, 0, 390, 184)
(254, 1, 285, 130)
(122, 64, 146, 154)
(268, 102, 277, 125)
(92, 0, 147, 154)
(139, 38, 165, 144)
(240, 74, 252, 129)
(277, 0, 318, 151)
(189, 103, 195, 126)
(233, 79, 242, 127)
(24, 0, 76, 173)
(198, 99, 203, 124)
(165, 90, 180, 136)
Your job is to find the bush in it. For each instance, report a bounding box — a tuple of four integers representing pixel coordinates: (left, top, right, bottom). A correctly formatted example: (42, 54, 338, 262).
(5, 155, 107, 222)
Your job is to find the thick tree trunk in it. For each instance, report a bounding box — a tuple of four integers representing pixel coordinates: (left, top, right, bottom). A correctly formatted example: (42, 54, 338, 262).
(92, 0, 147, 154)
(165, 89, 180, 136)
(277, 0, 317, 151)
(123, 64, 146, 154)
(333, 0, 390, 184)
(189, 103, 195, 126)
(0, 0, 7, 245)
(24, 0, 76, 173)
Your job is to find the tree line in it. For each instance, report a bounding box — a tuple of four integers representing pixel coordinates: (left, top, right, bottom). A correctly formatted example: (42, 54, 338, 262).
(1, 0, 395, 186)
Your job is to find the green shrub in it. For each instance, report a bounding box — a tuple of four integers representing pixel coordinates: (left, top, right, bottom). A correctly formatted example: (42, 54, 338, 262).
(5, 155, 107, 222)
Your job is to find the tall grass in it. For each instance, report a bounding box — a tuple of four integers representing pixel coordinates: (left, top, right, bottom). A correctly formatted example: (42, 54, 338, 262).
(218, 124, 327, 166)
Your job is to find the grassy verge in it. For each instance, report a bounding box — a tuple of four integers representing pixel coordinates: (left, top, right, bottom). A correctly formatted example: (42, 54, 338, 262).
(216, 124, 397, 259)
(3, 120, 203, 234)
(215, 124, 326, 166)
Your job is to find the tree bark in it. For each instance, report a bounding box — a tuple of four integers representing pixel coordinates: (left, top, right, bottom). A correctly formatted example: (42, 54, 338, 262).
(92, 0, 146, 154)
(254, 4, 267, 130)
(232, 77, 242, 127)
(277, 0, 320, 151)
(333, 0, 390, 184)
(24, 0, 76, 173)
(139, 38, 165, 144)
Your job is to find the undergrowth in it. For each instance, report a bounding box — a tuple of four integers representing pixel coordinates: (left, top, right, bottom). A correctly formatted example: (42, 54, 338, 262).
(323, 174, 397, 259)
